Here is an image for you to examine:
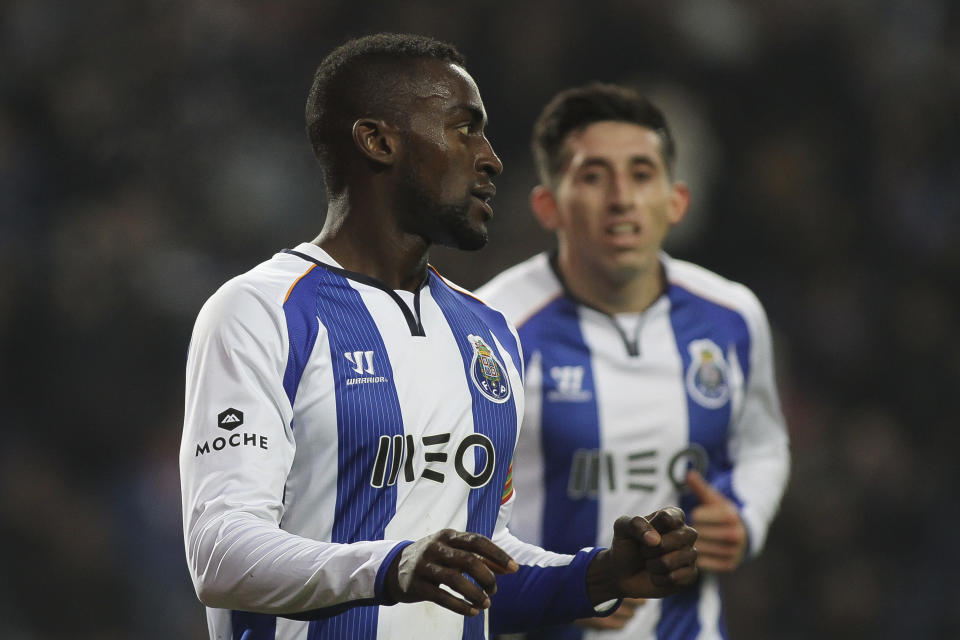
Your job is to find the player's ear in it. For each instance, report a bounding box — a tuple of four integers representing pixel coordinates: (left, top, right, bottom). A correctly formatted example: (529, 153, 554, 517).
(352, 118, 400, 167)
(668, 181, 691, 226)
(530, 185, 561, 231)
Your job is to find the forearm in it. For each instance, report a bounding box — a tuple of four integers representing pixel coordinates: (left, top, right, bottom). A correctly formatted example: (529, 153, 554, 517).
(729, 400, 790, 555)
(732, 451, 790, 555)
(490, 547, 608, 633)
(729, 298, 791, 555)
(186, 507, 409, 614)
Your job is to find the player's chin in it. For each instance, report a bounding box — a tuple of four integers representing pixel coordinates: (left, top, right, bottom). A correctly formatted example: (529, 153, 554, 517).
(447, 217, 489, 251)
(431, 207, 489, 251)
(455, 228, 489, 251)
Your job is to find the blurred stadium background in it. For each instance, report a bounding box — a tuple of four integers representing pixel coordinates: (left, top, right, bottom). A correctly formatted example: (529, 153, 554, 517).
(1, 1, 958, 638)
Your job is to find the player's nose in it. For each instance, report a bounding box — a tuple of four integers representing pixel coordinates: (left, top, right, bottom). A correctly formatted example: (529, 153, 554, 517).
(476, 135, 503, 177)
(606, 173, 635, 210)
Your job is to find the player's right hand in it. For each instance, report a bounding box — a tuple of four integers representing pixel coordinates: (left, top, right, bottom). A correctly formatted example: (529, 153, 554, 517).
(685, 470, 747, 572)
(385, 528, 519, 617)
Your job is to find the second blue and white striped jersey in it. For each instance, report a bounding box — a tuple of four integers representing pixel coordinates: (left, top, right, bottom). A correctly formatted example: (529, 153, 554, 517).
(477, 252, 790, 640)
(180, 243, 609, 640)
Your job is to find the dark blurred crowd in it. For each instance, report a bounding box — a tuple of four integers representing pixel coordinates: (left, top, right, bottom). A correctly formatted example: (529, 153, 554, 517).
(2, 1, 958, 638)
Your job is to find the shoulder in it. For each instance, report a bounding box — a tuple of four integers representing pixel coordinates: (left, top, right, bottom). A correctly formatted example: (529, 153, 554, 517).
(474, 253, 563, 327)
(429, 266, 513, 330)
(664, 255, 768, 325)
(194, 251, 318, 338)
(428, 266, 526, 373)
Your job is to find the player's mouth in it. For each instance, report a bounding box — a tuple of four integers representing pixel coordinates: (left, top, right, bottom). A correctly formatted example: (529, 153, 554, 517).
(603, 221, 643, 247)
(606, 222, 640, 236)
(471, 185, 496, 219)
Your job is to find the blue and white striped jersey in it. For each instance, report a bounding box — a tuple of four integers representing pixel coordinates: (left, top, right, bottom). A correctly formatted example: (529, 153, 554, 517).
(477, 252, 790, 640)
(180, 243, 609, 640)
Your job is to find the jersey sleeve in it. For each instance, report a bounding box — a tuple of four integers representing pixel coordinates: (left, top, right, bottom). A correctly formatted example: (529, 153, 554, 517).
(179, 278, 408, 615)
(728, 296, 791, 557)
(486, 471, 620, 633)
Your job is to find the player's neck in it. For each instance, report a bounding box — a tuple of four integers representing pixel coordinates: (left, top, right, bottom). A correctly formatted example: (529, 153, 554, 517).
(555, 252, 665, 315)
(313, 199, 429, 292)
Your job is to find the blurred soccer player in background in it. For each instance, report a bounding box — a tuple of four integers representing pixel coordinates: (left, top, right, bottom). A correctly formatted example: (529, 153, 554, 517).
(479, 83, 790, 639)
(180, 36, 699, 640)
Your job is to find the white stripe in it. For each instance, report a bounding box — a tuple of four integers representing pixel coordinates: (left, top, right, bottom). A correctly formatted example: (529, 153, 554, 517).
(276, 617, 308, 640)
(376, 283, 471, 639)
(696, 572, 723, 639)
(504, 350, 544, 546)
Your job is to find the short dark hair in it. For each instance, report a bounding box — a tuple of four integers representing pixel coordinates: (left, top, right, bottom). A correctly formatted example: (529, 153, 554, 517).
(305, 33, 466, 193)
(532, 83, 676, 185)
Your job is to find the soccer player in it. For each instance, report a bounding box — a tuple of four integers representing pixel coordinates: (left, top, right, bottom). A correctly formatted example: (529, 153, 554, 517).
(477, 84, 790, 639)
(180, 35, 698, 640)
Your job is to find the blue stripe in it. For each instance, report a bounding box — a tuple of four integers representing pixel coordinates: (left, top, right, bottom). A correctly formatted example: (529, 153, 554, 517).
(230, 610, 276, 640)
(658, 582, 702, 640)
(305, 268, 406, 640)
(663, 284, 751, 638)
(667, 284, 751, 504)
(282, 267, 322, 413)
(455, 283, 525, 385)
(519, 297, 599, 559)
(429, 276, 519, 640)
(656, 573, 728, 640)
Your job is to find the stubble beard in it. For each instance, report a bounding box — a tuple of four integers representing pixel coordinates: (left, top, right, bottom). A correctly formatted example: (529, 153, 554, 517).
(396, 168, 488, 251)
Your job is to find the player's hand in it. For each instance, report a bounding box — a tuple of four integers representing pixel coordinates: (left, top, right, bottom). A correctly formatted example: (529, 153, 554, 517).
(574, 597, 646, 630)
(586, 507, 698, 604)
(384, 529, 518, 617)
(686, 470, 747, 572)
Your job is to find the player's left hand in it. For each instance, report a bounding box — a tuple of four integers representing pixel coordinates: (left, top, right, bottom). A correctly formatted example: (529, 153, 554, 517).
(586, 507, 698, 604)
(685, 470, 747, 572)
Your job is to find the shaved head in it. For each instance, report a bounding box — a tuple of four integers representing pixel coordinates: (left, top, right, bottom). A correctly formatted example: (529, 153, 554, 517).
(305, 33, 466, 194)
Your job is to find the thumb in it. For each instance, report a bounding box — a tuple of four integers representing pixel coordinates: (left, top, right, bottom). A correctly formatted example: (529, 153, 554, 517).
(613, 514, 661, 548)
(685, 469, 723, 504)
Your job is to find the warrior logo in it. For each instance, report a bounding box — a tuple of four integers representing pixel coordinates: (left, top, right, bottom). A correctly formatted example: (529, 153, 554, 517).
(547, 365, 593, 402)
(467, 334, 511, 403)
(344, 350, 386, 385)
(685, 339, 731, 409)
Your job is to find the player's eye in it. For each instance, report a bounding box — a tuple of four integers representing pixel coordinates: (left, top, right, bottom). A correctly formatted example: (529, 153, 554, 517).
(455, 124, 471, 135)
(580, 172, 603, 184)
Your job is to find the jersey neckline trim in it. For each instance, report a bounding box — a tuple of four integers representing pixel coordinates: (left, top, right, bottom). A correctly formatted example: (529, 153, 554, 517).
(283, 249, 426, 337)
(547, 250, 657, 358)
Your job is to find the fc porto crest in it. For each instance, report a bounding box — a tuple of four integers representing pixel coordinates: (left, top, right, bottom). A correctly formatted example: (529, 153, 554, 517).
(685, 339, 730, 409)
(467, 334, 511, 403)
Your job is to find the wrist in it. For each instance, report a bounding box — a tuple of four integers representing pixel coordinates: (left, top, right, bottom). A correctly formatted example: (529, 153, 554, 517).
(377, 540, 413, 605)
(585, 549, 620, 605)
(384, 555, 401, 603)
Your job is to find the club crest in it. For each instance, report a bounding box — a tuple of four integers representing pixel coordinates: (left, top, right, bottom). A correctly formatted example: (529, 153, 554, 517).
(685, 339, 730, 409)
(467, 334, 511, 403)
